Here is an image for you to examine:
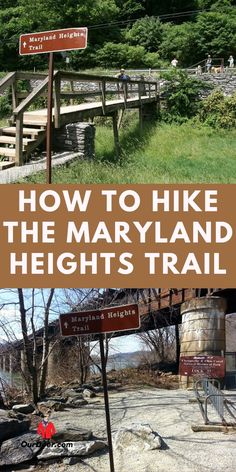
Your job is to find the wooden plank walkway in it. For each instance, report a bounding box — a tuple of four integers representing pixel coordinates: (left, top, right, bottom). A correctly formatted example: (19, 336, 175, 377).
(23, 95, 155, 126)
(0, 70, 158, 166)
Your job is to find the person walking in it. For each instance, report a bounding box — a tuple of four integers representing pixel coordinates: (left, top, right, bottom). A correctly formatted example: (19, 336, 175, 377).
(171, 58, 178, 68)
(228, 55, 234, 68)
(117, 68, 130, 98)
(206, 55, 212, 73)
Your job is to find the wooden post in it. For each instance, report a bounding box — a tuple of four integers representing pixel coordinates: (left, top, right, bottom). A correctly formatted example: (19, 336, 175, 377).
(54, 73, 61, 129)
(11, 80, 18, 110)
(101, 79, 106, 115)
(70, 79, 74, 105)
(117, 109, 124, 129)
(139, 106, 143, 133)
(138, 82, 142, 107)
(124, 82, 127, 108)
(15, 113, 23, 165)
(112, 112, 120, 161)
(155, 82, 158, 100)
(46, 52, 54, 184)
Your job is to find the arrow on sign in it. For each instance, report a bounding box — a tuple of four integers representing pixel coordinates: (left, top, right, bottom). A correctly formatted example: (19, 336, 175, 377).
(23, 42, 27, 48)
(64, 322, 69, 329)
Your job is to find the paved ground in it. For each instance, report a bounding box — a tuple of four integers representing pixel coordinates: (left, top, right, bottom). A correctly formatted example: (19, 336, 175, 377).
(37, 388, 236, 472)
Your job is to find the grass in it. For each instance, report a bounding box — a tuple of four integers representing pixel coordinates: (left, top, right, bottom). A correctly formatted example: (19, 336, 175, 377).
(21, 117, 236, 183)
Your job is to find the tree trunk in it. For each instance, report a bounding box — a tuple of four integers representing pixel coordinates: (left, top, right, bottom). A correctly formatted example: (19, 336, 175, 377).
(39, 289, 55, 397)
(18, 289, 38, 404)
(175, 323, 180, 369)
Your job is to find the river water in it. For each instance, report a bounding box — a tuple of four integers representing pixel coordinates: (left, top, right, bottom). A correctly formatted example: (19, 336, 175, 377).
(0, 355, 139, 392)
(0, 369, 22, 392)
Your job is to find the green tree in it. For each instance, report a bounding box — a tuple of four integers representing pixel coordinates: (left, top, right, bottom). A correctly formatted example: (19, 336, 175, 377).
(194, 11, 236, 59)
(115, 0, 145, 19)
(125, 16, 163, 52)
(144, 0, 197, 16)
(96, 42, 146, 67)
(160, 22, 197, 66)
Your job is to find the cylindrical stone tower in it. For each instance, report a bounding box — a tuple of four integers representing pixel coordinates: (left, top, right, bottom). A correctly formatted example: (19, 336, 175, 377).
(179, 296, 226, 387)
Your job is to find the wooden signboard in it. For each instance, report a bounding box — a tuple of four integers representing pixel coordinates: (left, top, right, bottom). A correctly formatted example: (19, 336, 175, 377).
(19, 28, 87, 55)
(59, 303, 140, 337)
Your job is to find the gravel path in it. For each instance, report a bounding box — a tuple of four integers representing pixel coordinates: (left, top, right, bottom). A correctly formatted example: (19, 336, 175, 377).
(33, 388, 236, 472)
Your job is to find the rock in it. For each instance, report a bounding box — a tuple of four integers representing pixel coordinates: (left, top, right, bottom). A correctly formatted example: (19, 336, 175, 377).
(43, 397, 66, 403)
(114, 424, 162, 451)
(107, 383, 122, 390)
(53, 427, 92, 442)
(0, 409, 30, 442)
(93, 386, 103, 393)
(0, 432, 42, 466)
(12, 403, 35, 414)
(47, 384, 57, 390)
(62, 389, 84, 399)
(66, 397, 88, 408)
(38, 440, 107, 460)
(83, 389, 96, 399)
(37, 400, 65, 412)
(63, 456, 81, 465)
(72, 387, 84, 394)
(81, 383, 96, 390)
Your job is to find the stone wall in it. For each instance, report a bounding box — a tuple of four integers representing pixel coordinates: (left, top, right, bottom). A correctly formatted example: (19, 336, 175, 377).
(54, 122, 95, 159)
(193, 72, 236, 96)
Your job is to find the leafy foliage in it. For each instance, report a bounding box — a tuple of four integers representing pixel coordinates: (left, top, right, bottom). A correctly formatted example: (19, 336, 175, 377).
(95, 42, 147, 67)
(160, 70, 208, 122)
(199, 89, 236, 128)
(0, 1, 235, 69)
(124, 16, 163, 52)
(0, 94, 11, 117)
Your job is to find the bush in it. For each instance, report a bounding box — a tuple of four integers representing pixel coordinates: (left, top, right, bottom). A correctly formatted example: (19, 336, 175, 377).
(0, 94, 11, 118)
(160, 70, 207, 123)
(143, 52, 166, 69)
(199, 90, 236, 128)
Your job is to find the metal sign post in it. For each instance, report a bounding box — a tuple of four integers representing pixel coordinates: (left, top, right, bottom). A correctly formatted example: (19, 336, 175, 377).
(46, 52, 54, 184)
(99, 334, 115, 472)
(59, 303, 140, 472)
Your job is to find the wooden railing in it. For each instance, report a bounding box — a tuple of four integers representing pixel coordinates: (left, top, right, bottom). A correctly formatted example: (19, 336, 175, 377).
(0, 70, 159, 165)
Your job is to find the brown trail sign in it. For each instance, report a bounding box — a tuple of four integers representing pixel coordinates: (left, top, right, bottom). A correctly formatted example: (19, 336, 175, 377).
(179, 355, 225, 378)
(59, 303, 140, 472)
(19, 28, 87, 55)
(59, 303, 140, 337)
(19, 27, 88, 183)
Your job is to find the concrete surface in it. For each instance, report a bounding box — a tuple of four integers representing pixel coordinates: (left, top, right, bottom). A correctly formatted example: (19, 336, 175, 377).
(0, 151, 79, 184)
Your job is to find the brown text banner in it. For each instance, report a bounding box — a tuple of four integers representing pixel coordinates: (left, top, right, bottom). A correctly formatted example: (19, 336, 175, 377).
(0, 184, 235, 287)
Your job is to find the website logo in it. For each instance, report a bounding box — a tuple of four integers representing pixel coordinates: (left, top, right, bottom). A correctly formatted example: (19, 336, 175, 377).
(37, 418, 56, 439)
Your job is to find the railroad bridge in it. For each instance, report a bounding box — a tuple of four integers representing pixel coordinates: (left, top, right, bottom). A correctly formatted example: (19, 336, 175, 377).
(0, 71, 158, 169)
(0, 288, 236, 387)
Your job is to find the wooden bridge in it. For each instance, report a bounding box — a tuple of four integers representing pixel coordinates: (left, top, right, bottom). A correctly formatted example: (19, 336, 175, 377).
(0, 71, 158, 169)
